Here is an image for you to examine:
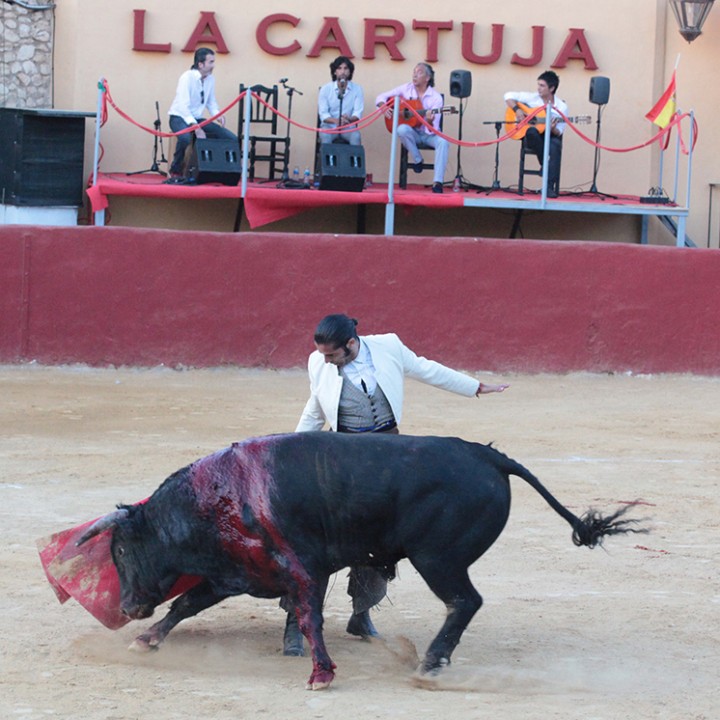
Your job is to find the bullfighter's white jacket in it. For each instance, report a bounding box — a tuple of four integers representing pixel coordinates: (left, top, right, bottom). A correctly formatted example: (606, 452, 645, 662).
(295, 333, 479, 432)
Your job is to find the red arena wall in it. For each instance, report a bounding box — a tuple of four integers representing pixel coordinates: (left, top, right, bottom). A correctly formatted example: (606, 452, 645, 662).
(1, 225, 718, 374)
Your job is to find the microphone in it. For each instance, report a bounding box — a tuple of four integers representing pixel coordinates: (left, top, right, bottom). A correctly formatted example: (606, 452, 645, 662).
(279, 77, 288, 84)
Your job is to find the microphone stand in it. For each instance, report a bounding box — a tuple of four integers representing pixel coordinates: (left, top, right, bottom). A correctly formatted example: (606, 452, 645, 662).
(127, 101, 168, 176)
(479, 120, 504, 192)
(278, 78, 303, 187)
(332, 80, 349, 144)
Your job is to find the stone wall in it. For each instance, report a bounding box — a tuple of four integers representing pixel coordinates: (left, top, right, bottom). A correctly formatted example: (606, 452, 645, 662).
(0, 2, 54, 109)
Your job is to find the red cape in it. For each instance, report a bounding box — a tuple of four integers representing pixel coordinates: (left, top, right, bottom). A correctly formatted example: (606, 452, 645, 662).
(37, 509, 201, 630)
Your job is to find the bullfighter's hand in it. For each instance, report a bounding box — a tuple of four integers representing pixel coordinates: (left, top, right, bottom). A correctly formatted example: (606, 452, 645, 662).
(476, 382, 510, 395)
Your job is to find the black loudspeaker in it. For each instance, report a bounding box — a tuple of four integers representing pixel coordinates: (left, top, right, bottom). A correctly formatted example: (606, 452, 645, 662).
(187, 138, 241, 185)
(589, 76, 610, 105)
(0, 108, 92, 206)
(318, 143, 365, 192)
(449, 69, 472, 99)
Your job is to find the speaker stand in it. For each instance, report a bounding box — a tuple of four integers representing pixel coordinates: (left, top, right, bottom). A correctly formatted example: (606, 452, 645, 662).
(453, 99, 486, 192)
(582, 103, 616, 200)
(127, 101, 168, 177)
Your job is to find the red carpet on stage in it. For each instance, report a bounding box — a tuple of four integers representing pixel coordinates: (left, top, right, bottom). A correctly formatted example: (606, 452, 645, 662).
(87, 173, 466, 228)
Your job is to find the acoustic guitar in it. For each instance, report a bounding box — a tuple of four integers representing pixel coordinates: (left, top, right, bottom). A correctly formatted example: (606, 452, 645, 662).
(504, 102, 591, 140)
(385, 98, 458, 132)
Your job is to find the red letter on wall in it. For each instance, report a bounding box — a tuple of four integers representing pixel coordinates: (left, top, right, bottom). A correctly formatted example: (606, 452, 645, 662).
(551, 28, 598, 70)
(182, 12, 230, 54)
(132, 10, 171, 53)
(511, 25, 544, 67)
(307, 17, 354, 57)
(256, 13, 302, 56)
(363, 18, 405, 60)
(461, 23, 503, 64)
(412, 20, 453, 63)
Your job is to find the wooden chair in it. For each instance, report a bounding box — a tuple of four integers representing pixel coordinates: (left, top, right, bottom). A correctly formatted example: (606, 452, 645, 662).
(397, 95, 445, 189)
(238, 84, 288, 181)
(518, 138, 544, 195)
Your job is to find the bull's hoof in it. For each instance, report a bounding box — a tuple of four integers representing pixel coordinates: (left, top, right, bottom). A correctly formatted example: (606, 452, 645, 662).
(346, 610, 379, 639)
(419, 656, 450, 675)
(305, 668, 335, 691)
(128, 636, 160, 653)
(306, 679, 332, 691)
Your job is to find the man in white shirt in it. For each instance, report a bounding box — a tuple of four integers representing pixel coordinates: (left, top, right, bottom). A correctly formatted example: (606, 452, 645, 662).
(318, 56, 364, 146)
(504, 70, 567, 198)
(167, 47, 237, 179)
(283, 313, 509, 655)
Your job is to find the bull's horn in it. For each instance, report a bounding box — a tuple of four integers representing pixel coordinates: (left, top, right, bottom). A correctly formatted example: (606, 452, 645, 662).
(76, 508, 129, 546)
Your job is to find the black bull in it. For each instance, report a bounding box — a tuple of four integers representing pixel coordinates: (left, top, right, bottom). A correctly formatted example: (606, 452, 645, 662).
(78, 432, 644, 690)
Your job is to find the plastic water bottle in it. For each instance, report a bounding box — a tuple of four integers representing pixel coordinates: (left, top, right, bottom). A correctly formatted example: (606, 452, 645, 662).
(303, 167, 311, 187)
(292, 166, 300, 183)
(453, 176, 461, 192)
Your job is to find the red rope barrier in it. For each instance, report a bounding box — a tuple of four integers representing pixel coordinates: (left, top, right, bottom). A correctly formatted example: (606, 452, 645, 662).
(100, 78, 246, 137)
(556, 107, 696, 154)
(98, 79, 699, 160)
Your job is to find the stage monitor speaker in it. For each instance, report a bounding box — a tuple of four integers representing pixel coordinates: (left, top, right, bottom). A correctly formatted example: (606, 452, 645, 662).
(186, 138, 241, 185)
(589, 76, 610, 105)
(318, 143, 365, 192)
(0, 108, 92, 206)
(449, 70, 472, 99)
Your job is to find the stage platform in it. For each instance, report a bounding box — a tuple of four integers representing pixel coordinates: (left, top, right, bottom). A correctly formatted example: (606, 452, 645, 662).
(86, 172, 689, 245)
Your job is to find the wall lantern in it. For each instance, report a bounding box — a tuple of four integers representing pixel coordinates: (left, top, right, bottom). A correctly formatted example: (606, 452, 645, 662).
(669, 0, 715, 42)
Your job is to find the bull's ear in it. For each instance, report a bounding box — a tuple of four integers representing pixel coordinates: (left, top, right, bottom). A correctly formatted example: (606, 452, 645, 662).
(76, 508, 130, 546)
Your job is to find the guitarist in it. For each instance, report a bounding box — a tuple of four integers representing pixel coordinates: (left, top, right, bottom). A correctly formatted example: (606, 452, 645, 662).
(504, 70, 567, 198)
(376, 63, 449, 194)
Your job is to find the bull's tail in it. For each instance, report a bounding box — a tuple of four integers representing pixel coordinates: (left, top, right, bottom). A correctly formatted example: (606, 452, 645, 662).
(488, 446, 648, 548)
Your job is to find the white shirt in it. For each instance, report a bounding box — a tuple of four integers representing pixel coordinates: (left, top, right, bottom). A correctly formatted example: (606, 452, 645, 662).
(342, 340, 378, 395)
(503, 91, 568, 135)
(168, 69, 219, 125)
(318, 80, 364, 127)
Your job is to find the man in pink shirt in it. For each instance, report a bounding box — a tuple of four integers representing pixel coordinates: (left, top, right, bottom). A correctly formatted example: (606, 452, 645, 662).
(376, 63, 450, 193)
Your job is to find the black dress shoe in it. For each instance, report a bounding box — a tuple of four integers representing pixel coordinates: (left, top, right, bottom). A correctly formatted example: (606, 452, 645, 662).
(413, 160, 424, 173)
(431, 182, 444, 194)
(283, 612, 305, 656)
(346, 610, 380, 638)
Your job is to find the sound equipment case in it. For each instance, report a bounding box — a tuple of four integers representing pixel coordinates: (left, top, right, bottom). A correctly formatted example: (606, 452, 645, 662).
(0, 108, 93, 206)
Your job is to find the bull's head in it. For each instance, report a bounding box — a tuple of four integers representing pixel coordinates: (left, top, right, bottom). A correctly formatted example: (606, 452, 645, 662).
(77, 505, 180, 620)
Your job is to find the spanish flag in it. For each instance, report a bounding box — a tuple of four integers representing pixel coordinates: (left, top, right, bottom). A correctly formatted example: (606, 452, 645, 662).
(645, 71, 676, 128)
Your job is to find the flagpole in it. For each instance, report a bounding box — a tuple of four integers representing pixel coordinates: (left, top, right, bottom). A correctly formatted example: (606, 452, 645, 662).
(668, 56, 680, 201)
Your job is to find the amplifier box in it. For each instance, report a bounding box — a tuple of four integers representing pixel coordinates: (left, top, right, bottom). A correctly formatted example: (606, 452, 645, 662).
(319, 144, 365, 192)
(186, 138, 241, 185)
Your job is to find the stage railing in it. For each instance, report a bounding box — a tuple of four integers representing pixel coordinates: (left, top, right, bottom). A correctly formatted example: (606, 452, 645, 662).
(91, 78, 696, 245)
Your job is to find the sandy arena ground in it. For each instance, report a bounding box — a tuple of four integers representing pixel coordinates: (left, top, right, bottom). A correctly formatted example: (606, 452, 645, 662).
(1, 365, 718, 719)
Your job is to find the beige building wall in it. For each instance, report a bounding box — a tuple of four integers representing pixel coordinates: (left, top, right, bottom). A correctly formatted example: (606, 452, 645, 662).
(28, 1, 719, 245)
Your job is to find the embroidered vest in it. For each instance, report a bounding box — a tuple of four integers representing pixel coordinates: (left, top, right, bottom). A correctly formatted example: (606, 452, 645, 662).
(337, 373, 395, 431)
